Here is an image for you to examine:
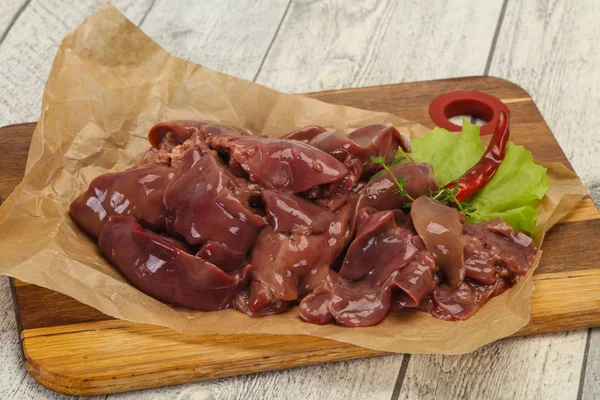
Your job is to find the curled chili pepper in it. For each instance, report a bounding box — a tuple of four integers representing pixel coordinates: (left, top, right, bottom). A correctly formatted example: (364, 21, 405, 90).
(443, 111, 510, 202)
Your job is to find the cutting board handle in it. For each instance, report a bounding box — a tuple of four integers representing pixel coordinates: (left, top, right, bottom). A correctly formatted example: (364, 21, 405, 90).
(428, 90, 510, 135)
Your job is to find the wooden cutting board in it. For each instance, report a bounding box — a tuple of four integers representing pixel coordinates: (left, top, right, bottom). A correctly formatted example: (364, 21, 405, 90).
(3, 76, 600, 396)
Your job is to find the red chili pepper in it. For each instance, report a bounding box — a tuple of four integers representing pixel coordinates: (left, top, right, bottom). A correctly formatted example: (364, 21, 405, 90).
(444, 111, 510, 202)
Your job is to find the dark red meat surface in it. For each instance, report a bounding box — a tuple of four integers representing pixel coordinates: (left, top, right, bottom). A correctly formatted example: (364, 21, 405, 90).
(70, 121, 538, 326)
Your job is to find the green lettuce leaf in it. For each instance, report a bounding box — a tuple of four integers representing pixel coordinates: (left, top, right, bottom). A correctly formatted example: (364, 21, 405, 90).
(410, 120, 485, 186)
(408, 121, 550, 235)
(467, 206, 540, 236)
(468, 142, 550, 235)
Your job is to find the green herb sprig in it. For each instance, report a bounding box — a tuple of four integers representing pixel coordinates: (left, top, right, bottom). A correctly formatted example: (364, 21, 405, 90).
(369, 155, 477, 218)
(429, 185, 477, 218)
(369, 155, 414, 202)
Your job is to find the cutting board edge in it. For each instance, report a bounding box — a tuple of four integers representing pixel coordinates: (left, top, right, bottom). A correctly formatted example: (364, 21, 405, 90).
(304, 75, 533, 98)
(20, 348, 383, 397)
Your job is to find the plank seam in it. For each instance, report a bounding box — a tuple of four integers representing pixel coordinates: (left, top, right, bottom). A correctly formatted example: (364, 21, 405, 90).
(137, 0, 157, 28)
(0, 0, 31, 47)
(301, 78, 514, 97)
(390, 354, 411, 400)
(22, 324, 126, 339)
(484, 0, 509, 76)
(577, 328, 592, 400)
(252, 0, 292, 82)
(533, 270, 600, 281)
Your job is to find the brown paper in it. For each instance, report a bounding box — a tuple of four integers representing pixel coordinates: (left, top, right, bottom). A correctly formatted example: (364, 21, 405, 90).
(0, 4, 590, 354)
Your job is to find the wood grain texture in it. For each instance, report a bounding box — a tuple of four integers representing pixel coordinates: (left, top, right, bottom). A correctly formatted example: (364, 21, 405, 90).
(108, 354, 404, 400)
(19, 323, 381, 396)
(0, 0, 27, 40)
(3, 78, 599, 397)
(138, 0, 290, 82)
(0, 123, 35, 204)
(399, 330, 586, 400)
(582, 329, 600, 400)
(255, 0, 505, 92)
(0, 276, 96, 400)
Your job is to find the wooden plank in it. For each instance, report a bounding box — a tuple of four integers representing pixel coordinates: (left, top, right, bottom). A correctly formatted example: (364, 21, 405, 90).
(2, 278, 103, 400)
(0, 0, 28, 41)
(16, 317, 401, 399)
(539, 219, 600, 274)
(103, 355, 404, 400)
(20, 326, 381, 396)
(559, 198, 600, 223)
(582, 330, 600, 399)
(399, 330, 587, 400)
(0, 0, 154, 127)
(255, 0, 505, 92)
(138, 0, 290, 82)
(523, 269, 600, 337)
(0, 123, 35, 204)
(15, 284, 111, 330)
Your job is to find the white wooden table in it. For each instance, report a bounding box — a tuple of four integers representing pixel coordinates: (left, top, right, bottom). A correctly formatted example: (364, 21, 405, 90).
(0, 1, 598, 399)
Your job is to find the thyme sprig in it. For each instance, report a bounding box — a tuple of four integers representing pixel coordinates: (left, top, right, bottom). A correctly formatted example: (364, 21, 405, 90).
(369, 155, 477, 218)
(429, 185, 477, 218)
(369, 155, 414, 202)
